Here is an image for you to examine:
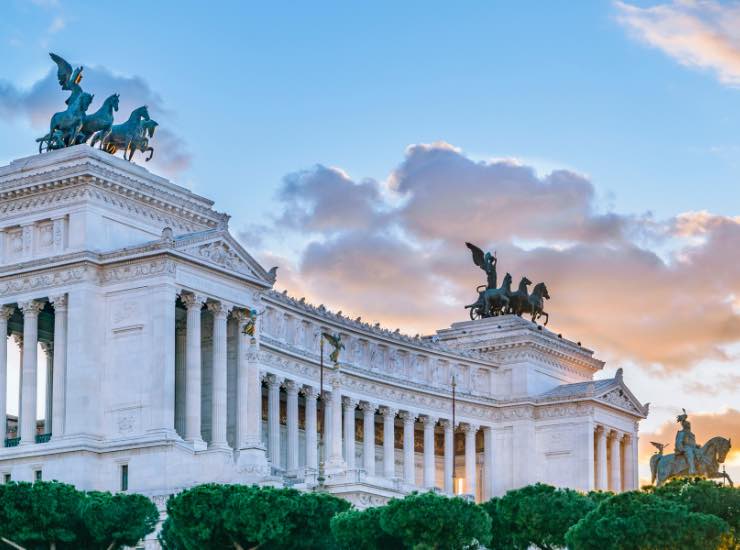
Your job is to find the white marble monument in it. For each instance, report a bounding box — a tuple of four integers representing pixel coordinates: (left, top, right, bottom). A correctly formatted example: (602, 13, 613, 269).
(0, 146, 648, 545)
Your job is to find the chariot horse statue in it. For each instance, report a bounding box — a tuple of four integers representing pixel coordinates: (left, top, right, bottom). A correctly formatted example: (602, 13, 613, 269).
(90, 106, 158, 162)
(650, 410, 733, 487)
(31, 52, 160, 161)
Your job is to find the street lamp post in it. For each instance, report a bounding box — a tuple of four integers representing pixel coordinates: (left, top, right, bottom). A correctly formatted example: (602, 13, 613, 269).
(317, 337, 326, 488)
(316, 332, 343, 490)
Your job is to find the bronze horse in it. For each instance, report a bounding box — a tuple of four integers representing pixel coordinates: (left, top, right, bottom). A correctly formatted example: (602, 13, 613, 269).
(651, 436, 733, 486)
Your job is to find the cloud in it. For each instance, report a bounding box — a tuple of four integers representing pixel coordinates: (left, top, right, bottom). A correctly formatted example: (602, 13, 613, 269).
(47, 16, 65, 34)
(0, 60, 191, 177)
(258, 142, 740, 372)
(683, 373, 740, 396)
(616, 0, 740, 86)
(638, 408, 740, 465)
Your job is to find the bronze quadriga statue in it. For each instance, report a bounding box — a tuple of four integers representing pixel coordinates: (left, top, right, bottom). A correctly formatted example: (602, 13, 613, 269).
(464, 242, 551, 324)
(34, 53, 159, 163)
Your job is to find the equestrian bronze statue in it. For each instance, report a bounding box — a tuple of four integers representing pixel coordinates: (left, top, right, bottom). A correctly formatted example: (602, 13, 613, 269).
(650, 409, 733, 487)
(33, 53, 159, 162)
(465, 243, 551, 324)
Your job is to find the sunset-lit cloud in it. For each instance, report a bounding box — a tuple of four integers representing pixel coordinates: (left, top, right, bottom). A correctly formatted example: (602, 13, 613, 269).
(616, 0, 740, 86)
(254, 142, 740, 373)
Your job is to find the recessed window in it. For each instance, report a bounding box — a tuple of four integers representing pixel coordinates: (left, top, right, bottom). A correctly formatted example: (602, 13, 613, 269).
(34, 470, 42, 481)
(120, 464, 128, 491)
(3, 473, 9, 484)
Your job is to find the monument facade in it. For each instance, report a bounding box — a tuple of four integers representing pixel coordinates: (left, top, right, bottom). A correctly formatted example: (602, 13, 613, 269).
(0, 146, 648, 545)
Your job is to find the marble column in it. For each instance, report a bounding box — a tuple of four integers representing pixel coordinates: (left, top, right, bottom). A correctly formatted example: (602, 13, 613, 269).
(285, 380, 299, 474)
(267, 374, 282, 469)
(401, 411, 416, 485)
(0, 307, 12, 439)
(303, 386, 319, 471)
(208, 302, 229, 449)
(631, 432, 640, 491)
(19, 300, 43, 445)
(327, 376, 345, 470)
(441, 419, 454, 494)
(360, 402, 377, 475)
(14, 334, 23, 433)
(596, 426, 608, 491)
(323, 391, 333, 465)
(174, 319, 186, 437)
(623, 434, 634, 491)
(182, 293, 206, 446)
(40, 342, 53, 434)
(609, 431, 622, 492)
(236, 334, 269, 476)
(343, 397, 358, 469)
(464, 423, 479, 497)
(233, 310, 249, 449)
(422, 415, 438, 489)
(382, 407, 397, 479)
(483, 426, 495, 501)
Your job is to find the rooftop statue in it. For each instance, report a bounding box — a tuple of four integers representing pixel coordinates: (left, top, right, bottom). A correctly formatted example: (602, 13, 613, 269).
(650, 409, 733, 486)
(35, 53, 158, 162)
(464, 243, 551, 324)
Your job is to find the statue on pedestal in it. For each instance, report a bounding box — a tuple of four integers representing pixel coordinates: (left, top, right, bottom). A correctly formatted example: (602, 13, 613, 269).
(650, 409, 733, 486)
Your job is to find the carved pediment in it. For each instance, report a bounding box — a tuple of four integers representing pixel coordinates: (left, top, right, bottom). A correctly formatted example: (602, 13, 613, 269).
(196, 241, 246, 273)
(597, 387, 644, 416)
(175, 232, 274, 286)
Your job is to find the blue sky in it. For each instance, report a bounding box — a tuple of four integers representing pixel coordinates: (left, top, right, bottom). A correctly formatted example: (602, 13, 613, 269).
(3, 0, 740, 221)
(2, 0, 740, 480)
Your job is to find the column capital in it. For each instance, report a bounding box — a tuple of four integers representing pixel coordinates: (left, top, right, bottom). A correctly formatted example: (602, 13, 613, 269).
(439, 418, 453, 430)
(399, 410, 417, 424)
(0, 305, 14, 321)
(265, 373, 283, 388)
(19, 300, 44, 316)
(231, 308, 250, 324)
(49, 294, 68, 311)
(301, 385, 319, 400)
(421, 415, 439, 427)
(206, 300, 231, 318)
(12, 333, 23, 347)
(283, 379, 299, 395)
(609, 429, 623, 441)
(359, 401, 378, 414)
(40, 341, 53, 354)
(181, 292, 206, 310)
(595, 424, 606, 435)
(381, 406, 398, 419)
(343, 396, 358, 410)
(462, 423, 480, 434)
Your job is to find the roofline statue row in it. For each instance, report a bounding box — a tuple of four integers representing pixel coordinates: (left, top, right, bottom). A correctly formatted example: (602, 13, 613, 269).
(35, 53, 158, 163)
(465, 242, 550, 324)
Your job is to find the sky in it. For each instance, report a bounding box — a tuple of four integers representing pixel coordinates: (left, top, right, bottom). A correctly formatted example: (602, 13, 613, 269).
(1, 0, 739, 484)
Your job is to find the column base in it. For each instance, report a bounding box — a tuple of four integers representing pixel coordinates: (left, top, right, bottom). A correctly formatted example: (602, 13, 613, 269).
(236, 445, 270, 479)
(186, 438, 208, 451)
(325, 456, 347, 474)
(208, 441, 232, 452)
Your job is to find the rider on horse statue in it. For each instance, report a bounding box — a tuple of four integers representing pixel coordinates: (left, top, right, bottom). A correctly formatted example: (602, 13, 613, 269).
(675, 409, 701, 475)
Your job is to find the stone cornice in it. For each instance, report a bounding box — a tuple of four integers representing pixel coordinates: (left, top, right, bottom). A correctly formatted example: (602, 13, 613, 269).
(259, 346, 641, 424)
(0, 233, 273, 290)
(264, 290, 486, 362)
(0, 146, 227, 229)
